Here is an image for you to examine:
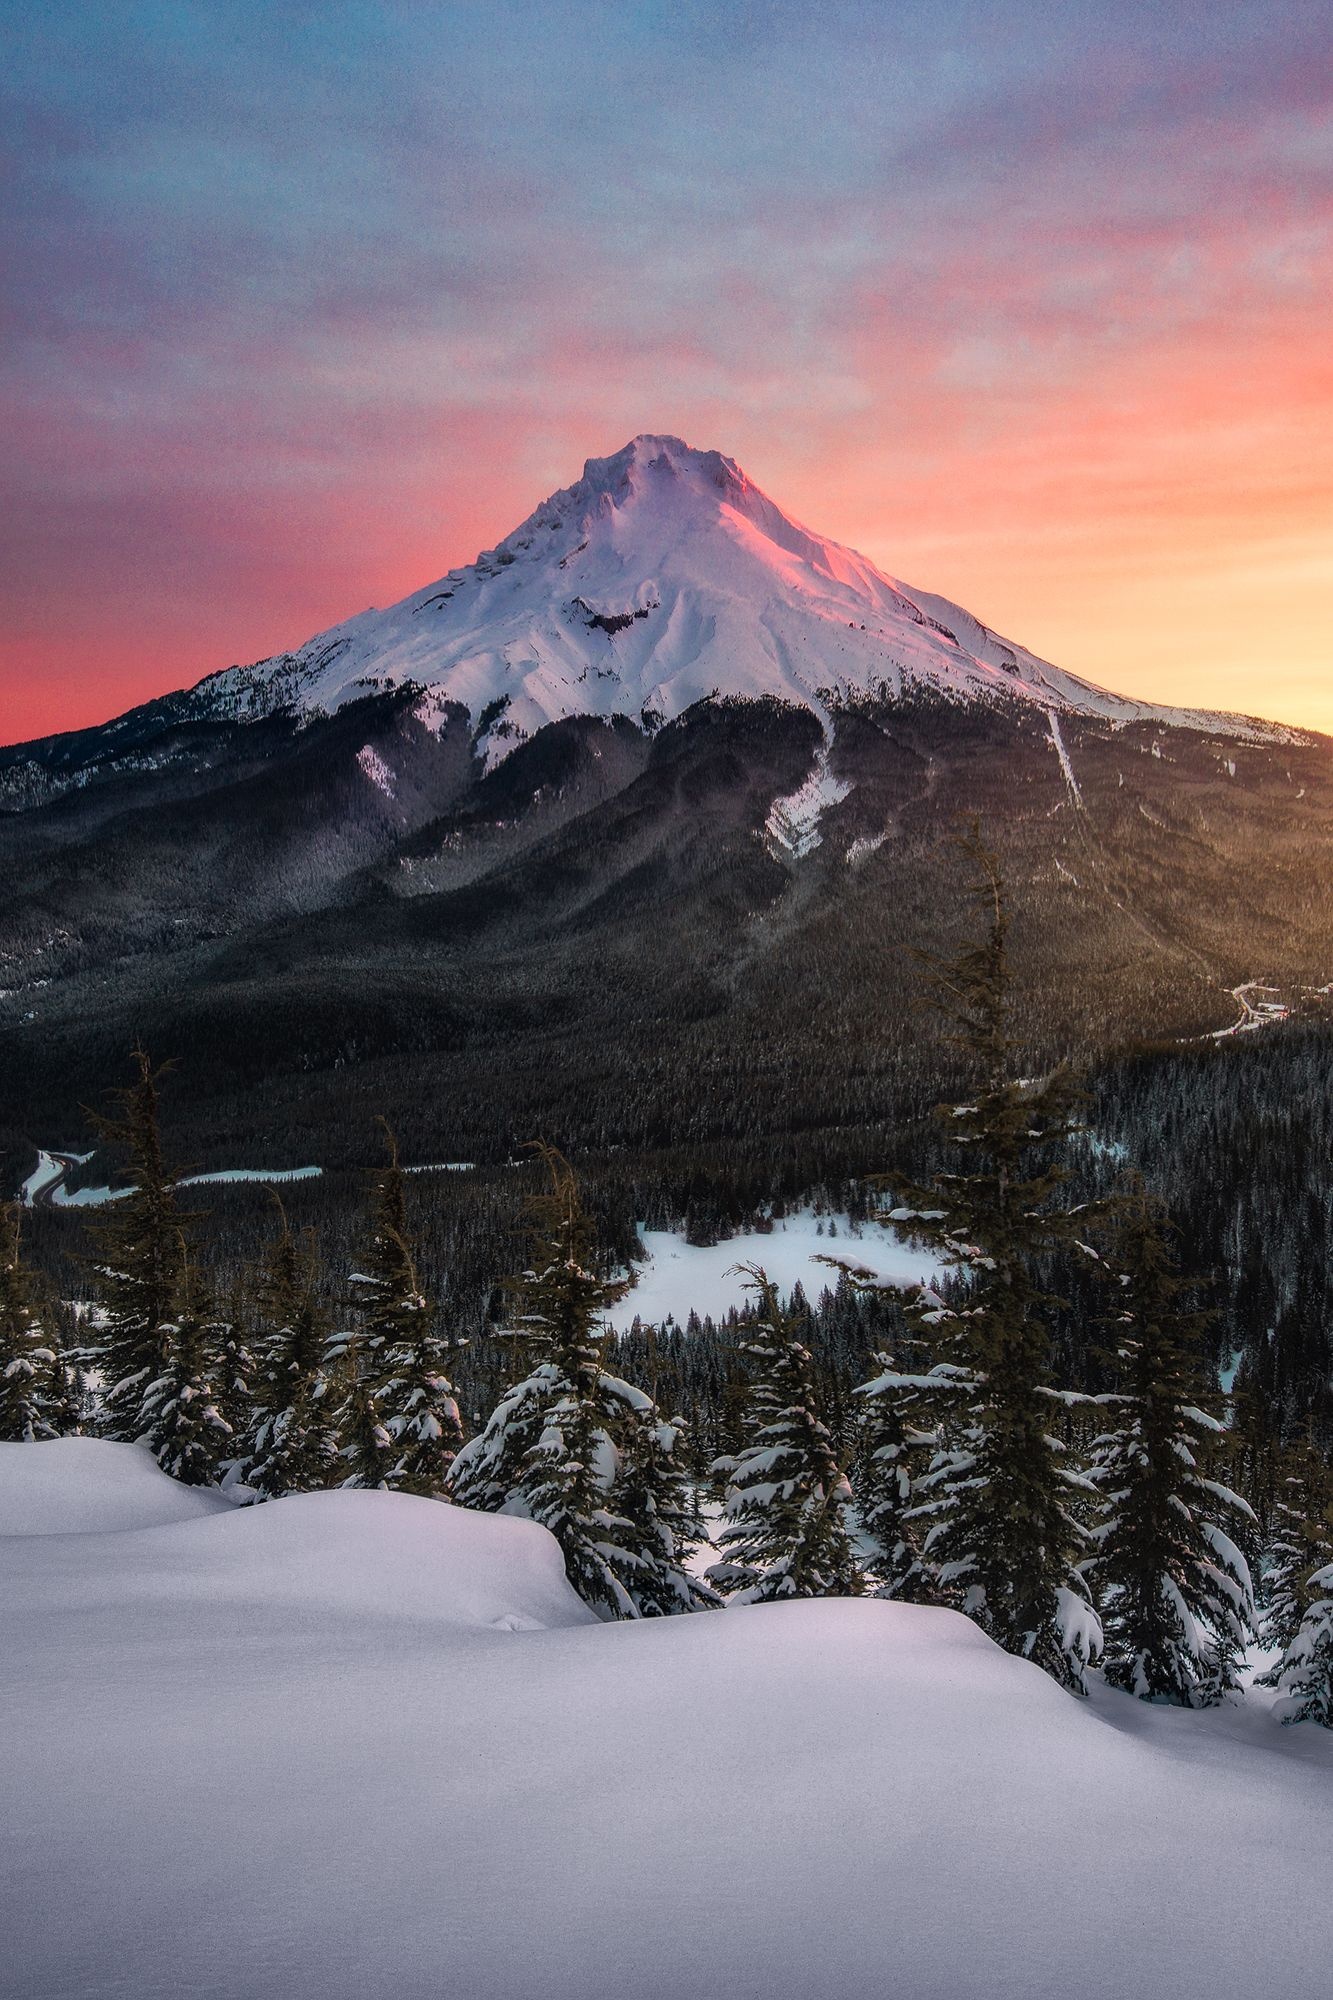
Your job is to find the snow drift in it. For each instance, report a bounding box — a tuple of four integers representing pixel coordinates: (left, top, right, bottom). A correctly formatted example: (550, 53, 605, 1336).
(2, 1440, 1329, 2000)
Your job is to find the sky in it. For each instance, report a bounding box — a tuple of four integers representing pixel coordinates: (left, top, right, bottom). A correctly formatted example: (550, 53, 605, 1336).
(2, 0, 1330, 744)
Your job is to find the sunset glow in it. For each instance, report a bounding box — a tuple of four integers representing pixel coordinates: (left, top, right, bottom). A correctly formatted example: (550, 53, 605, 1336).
(2, 1, 1330, 744)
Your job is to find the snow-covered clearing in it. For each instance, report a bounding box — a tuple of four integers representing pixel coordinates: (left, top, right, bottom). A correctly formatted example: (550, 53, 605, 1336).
(18, 1149, 84, 1204)
(608, 1208, 946, 1330)
(17, 1151, 324, 1207)
(762, 744, 850, 860)
(355, 744, 397, 797)
(1, 1440, 1328, 2000)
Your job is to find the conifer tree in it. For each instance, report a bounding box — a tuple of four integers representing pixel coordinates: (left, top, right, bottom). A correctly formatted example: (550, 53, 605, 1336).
(85, 1050, 189, 1443)
(344, 1125, 463, 1496)
(248, 1211, 340, 1497)
(1258, 1444, 1333, 1726)
(616, 1402, 720, 1615)
(326, 1327, 397, 1490)
(46, 1306, 88, 1437)
(140, 1244, 233, 1486)
(0, 1205, 64, 1441)
(1090, 1182, 1256, 1704)
(707, 1267, 863, 1603)
(852, 1350, 933, 1600)
(876, 828, 1100, 1689)
(215, 1290, 258, 1476)
(1261, 1570, 1333, 1728)
(1259, 1444, 1333, 1653)
(452, 1146, 694, 1619)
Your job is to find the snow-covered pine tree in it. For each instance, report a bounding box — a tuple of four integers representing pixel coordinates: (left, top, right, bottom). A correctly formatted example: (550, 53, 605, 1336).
(1261, 1570, 1333, 1727)
(345, 1125, 463, 1496)
(707, 1266, 863, 1604)
(878, 827, 1100, 1690)
(247, 1211, 341, 1497)
(452, 1146, 679, 1619)
(215, 1287, 258, 1479)
(1258, 1443, 1333, 1726)
(325, 1327, 396, 1491)
(1090, 1180, 1256, 1705)
(140, 1244, 233, 1486)
(85, 1049, 190, 1443)
(1260, 1445, 1333, 1654)
(615, 1401, 720, 1614)
(49, 1301, 88, 1435)
(852, 1349, 934, 1600)
(0, 1205, 64, 1441)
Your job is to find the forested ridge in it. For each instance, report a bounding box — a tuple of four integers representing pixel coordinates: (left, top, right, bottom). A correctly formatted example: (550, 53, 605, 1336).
(13, 1018, 1332, 1455)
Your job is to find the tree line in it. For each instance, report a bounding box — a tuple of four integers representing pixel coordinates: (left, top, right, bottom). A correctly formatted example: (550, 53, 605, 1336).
(3, 834, 1329, 1726)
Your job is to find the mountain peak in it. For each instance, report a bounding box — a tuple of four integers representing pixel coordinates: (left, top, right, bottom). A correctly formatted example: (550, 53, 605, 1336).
(502, 433, 754, 549)
(199, 438, 1298, 763)
(583, 434, 743, 493)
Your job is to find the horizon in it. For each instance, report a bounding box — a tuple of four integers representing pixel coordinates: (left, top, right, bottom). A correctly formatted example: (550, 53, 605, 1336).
(3, 2, 1330, 744)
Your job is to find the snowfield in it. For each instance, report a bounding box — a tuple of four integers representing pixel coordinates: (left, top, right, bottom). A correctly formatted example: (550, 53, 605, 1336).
(2, 1440, 1329, 2000)
(198, 435, 1302, 763)
(610, 1208, 947, 1330)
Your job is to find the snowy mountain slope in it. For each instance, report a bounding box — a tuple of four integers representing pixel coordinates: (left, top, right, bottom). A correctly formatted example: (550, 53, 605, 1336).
(3, 1441, 1330, 2000)
(196, 435, 1302, 763)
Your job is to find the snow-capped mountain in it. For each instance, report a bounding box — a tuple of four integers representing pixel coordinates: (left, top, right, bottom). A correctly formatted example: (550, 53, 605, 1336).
(199, 434, 1292, 763)
(4, 429, 1331, 1190)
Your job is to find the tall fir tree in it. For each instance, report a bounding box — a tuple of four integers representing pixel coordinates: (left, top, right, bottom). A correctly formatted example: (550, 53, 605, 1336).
(0, 1205, 65, 1441)
(1258, 1442, 1333, 1727)
(140, 1244, 233, 1486)
(1260, 1568, 1333, 1728)
(852, 1350, 934, 1600)
(875, 828, 1101, 1689)
(85, 1050, 190, 1443)
(326, 1327, 397, 1491)
(215, 1284, 258, 1480)
(248, 1211, 341, 1497)
(46, 1302, 88, 1436)
(452, 1146, 701, 1619)
(1090, 1182, 1256, 1704)
(345, 1125, 463, 1496)
(615, 1401, 720, 1615)
(707, 1267, 863, 1604)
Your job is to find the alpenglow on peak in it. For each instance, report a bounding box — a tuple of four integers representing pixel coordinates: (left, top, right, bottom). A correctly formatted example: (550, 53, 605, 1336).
(196, 434, 1290, 764)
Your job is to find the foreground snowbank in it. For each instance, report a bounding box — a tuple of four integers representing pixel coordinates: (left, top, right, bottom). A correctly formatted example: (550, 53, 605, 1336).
(0, 1436, 234, 1535)
(2, 1441, 1328, 2000)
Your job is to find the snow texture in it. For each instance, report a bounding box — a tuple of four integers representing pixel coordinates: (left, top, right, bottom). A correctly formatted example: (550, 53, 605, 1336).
(763, 743, 850, 860)
(0, 1437, 233, 1535)
(19, 1151, 72, 1204)
(1046, 709, 1083, 808)
(199, 436, 1302, 763)
(1, 1439, 1329, 2000)
(355, 744, 397, 797)
(607, 1209, 947, 1331)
